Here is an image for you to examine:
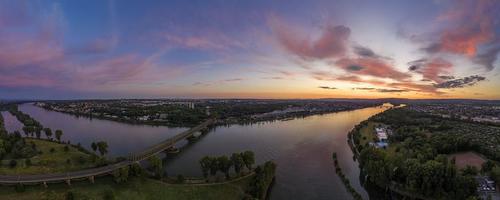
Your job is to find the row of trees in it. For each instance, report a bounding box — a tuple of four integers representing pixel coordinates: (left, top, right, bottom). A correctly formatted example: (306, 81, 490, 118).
(199, 151, 255, 179)
(90, 141, 109, 156)
(21, 127, 64, 142)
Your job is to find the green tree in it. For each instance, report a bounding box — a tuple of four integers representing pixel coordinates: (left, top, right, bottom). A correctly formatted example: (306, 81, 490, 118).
(91, 142, 97, 152)
(55, 130, 63, 142)
(230, 153, 244, 175)
(113, 167, 129, 183)
(35, 127, 42, 139)
(130, 163, 144, 176)
(209, 157, 219, 176)
(242, 151, 255, 170)
(491, 166, 500, 183)
(43, 128, 52, 140)
(218, 155, 232, 179)
(96, 141, 108, 156)
(148, 155, 163, 179)
(199, 156, 212, 178)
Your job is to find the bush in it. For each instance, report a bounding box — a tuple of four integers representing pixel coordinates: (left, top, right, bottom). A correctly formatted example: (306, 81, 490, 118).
(9, 160, 17, 168)
(103, 189, 115, 200)
(15, 184, 25, 193)
(25, 158, 31, 166)
(177, 175, 185, 183)
(66, 191, 75, 200)
(64, 146, 69, 152)
(49, 148, 55, 153)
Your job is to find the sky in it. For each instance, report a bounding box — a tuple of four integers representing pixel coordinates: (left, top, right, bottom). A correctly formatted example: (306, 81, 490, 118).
(0, 0, 499, 100)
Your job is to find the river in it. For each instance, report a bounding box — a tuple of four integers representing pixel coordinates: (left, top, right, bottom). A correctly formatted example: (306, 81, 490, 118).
(4, 103, 388, 200)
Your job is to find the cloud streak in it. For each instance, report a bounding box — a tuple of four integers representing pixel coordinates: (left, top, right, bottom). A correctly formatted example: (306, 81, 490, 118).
(433, 75, 486, 88)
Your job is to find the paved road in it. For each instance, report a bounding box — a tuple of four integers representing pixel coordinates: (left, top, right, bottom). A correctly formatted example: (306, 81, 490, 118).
(0, 119, 214, 185)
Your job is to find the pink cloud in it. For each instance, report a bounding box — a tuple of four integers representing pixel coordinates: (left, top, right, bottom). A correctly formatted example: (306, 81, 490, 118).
(423, 0, 499, 70)
(334, 57, 410, 81)
(272, 18, 351, 60)
(409, 58, 453, 83)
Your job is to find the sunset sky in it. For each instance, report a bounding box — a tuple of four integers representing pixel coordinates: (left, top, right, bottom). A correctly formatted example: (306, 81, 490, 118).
(1, 0, 499, 99)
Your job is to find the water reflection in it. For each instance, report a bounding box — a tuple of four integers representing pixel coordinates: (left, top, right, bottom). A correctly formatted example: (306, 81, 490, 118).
(18, 104, 188, 157)
(1, 111, 24, 133)
(18, 103, 387, 199)
(165, 106, 388, 200)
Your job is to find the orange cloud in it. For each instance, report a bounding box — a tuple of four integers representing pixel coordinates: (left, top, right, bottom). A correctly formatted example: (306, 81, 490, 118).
(425, 0, 498, 59)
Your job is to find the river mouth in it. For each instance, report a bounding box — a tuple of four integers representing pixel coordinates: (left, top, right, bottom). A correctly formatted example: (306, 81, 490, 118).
(6, 103, 388, 199)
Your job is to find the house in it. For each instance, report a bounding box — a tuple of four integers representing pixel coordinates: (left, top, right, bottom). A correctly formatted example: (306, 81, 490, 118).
(375, 127, 388, 142)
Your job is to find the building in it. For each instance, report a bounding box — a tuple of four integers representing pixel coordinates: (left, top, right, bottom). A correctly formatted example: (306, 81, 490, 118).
(375, 127, 388, 142)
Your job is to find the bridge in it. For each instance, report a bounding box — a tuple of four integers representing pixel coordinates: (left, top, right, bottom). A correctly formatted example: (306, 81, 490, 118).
(0, 118, 215, 185)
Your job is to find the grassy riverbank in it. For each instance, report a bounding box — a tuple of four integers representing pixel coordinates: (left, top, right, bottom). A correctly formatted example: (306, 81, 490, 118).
(0, 138, 96, 175)
(0, 174, 255, 200)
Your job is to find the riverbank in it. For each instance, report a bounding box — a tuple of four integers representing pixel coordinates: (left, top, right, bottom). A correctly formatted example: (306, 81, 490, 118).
(350, 108, 491, 199)
(0, 175, 254, 200)
(332, 152, 362, 200)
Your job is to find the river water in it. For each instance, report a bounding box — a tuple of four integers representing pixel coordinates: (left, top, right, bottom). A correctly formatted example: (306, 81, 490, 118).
(3, 103, 388, 200)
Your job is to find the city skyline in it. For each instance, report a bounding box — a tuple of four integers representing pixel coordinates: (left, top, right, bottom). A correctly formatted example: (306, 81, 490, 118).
(1, 0, 500, 99)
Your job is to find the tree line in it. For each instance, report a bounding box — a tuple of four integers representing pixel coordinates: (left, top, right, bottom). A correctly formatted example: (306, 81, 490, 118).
(199, 151, 255, 180)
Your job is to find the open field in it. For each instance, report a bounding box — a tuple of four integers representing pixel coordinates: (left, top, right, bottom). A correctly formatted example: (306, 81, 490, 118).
(358, 121, 377, 147)
(0, 139, 96, 175)
(448, 151, 487, 170)
(0, 175, 254, 200)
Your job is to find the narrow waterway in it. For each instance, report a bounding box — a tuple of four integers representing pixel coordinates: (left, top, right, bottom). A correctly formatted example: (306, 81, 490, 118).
(1, 111, 24, 133)
(16, 104, 188, 157)
(15, 103, 388, 199)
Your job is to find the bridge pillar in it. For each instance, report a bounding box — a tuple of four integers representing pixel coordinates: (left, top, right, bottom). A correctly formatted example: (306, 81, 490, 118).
(89, 176, 95, 184)
(66, 179, 71, 186)
(42, 181, 47, 188)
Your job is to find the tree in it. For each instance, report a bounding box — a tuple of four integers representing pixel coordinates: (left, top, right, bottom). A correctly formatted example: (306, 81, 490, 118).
(130, 163, 144, 177)
(35, 127, 42, 139)
(218, 156, 232, 179)
(148, 155, 163, 179)
(22, 126, 30, 137)
(209, 157, 219, 176)
(96, 141, 108, 156)
(230, 153, 244, 175)
(65, 191, 74, 200)
(200, 156, 212, 178)
(91, 142, 97, 152)
(242, 151, 255, 170)
(43, 128, 52, 140)
(481, 160, 495, 173)
(113, 167, 129, 183)
(55, 130, 63, 142)
(103, 189, 115, 200)
(491, 166, 500, 183)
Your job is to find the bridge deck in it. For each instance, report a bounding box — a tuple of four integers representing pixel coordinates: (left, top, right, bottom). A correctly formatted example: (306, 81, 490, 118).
(0, 119, 214, 185)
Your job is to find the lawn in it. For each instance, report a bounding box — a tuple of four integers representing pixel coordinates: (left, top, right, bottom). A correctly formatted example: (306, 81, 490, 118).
(0, 138, 96, 175)
(0, 175, 255, 200)
(358, 121, 378, 147)
(448, 151, 487, 170)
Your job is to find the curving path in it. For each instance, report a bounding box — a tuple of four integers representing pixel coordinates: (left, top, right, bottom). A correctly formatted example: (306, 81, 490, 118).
(0, 118, 215, 185)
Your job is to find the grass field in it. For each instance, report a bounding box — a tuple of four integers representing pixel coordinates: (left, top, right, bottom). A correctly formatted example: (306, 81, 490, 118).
(358, 121, 378, 147)
(448, 151, 487, 170)
(0, 138, 96, 175)
(0, 175, 255, 200)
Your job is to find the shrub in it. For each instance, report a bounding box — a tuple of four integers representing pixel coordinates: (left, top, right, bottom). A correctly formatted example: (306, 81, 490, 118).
(103, 189, 115, 200)
(177, 175, 185, 183)
(66, 191, 75, 200)
(9, 160, 17, 168)
(15, 184, 25, 193)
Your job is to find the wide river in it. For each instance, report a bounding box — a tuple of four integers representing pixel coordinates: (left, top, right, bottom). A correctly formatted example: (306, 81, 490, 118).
(3, 103, 389, 200)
